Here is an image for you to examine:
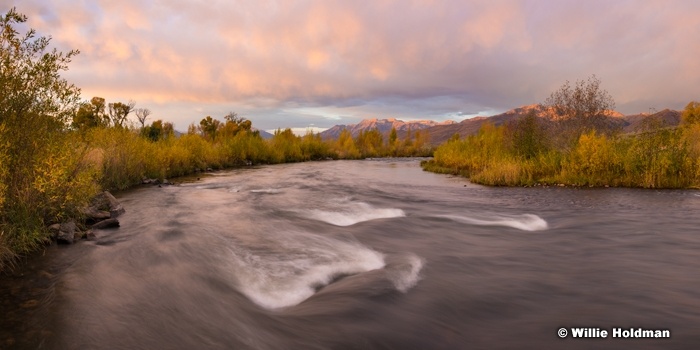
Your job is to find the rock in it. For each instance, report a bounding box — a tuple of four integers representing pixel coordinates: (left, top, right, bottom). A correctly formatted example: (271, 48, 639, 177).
(89, 192, 109, 211)
(85, 230, 96, 240)
(81, 207, 111, 224)
(89, 191, 125, 217)
(91, 218, 119, 229)
(101, 191, 125, 217)
(57, 221, 77, 244)
(206, 167, 213, 172)
(48, 223, 61, 235)
(142, 178, 158, 185)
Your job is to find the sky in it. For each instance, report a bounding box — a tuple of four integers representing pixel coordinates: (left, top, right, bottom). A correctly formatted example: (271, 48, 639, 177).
(6, 0, 700, 133)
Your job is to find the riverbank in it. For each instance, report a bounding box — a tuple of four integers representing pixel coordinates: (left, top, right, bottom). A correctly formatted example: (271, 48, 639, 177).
(0, 126, 433, 272)
(421, 117, 700, 189)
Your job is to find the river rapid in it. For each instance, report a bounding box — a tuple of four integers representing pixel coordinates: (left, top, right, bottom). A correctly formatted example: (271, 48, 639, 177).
(2, 158, 700, 349)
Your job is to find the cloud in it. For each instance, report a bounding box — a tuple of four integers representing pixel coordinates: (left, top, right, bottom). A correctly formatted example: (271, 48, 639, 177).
(8, 0, 700, 130)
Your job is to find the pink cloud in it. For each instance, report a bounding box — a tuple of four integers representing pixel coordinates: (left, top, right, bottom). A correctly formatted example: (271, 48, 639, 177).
(7, 0, 700, 130)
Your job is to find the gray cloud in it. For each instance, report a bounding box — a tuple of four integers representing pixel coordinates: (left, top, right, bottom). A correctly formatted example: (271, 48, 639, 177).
(8, 0, 700, 130)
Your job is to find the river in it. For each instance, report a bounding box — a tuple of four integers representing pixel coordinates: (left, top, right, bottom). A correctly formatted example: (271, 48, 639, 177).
(1, 158, 699, 349)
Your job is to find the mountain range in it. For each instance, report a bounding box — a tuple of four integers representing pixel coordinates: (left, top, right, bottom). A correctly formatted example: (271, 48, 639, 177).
(319, 118, 455, 139)
(318, 105, 682, 145)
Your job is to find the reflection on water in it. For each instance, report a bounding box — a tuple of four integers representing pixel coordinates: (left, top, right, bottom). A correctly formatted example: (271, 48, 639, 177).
(2, 158, 700, 349)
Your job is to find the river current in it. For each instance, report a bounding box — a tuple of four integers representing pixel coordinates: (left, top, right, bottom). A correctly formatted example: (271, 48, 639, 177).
(2, 158, 700, 349)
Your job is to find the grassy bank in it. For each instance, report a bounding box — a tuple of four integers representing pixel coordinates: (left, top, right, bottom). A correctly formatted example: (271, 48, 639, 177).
(422, 104, 700, 188)
(0, 122, 432, 270)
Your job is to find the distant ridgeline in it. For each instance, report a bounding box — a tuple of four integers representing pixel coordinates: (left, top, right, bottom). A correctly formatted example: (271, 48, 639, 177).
(319, 118, 455, 141)
(319, 105, 682, 146)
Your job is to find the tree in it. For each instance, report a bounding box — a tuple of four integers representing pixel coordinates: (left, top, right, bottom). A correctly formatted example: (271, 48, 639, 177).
(72, 97, 108, 129)
(143, 120, 163, 141)
(0, 8, 81, 125)
(356, 129, 383, 157)
(220, 111, 252, 138)
(134, 107, 151, 129)
(412, 129, 429, 151)
(403, 125, 413, 148)
(162, 121, 174, 138)
(108, 100, 135, 128)
(681, 101, 700, 126)
(335, 129, 359, 158)
(0, 7, 81, 177)
(141, 119, 173, 142)
(389, 127, 398, 146)
(199, 116, 222, 141)
(544, 75, 616, 144)
(509, 111, 549, 159)
(224, 111, 239, 123)
(0, 8, 95, 262)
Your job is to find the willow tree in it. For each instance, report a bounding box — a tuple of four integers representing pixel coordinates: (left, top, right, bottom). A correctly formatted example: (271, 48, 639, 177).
(544, 75, 617, 147)
(1, 8, 96, 264)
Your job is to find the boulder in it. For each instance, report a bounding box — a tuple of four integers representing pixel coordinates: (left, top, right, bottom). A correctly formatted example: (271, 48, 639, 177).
(89, 191, 125, 217)
(91, 218, 120, 229)
(102, 191, 125, 217)
(56, 221, 77, 244)
(81, 207, 111, 224)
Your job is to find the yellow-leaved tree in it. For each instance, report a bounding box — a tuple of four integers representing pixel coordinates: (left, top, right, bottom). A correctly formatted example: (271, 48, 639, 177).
(0, 8, 99, 267)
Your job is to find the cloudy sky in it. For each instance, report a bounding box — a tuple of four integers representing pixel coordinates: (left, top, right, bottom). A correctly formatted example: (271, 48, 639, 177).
(7, 0, 700, 133)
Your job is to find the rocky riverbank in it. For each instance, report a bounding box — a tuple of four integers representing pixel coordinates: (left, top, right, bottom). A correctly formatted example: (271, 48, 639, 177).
(47, 191, 125, 245)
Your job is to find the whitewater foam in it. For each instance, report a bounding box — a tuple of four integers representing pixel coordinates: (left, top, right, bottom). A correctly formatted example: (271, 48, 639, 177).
(225, 234, 385, 310)
(302, 201, 405, 226)
(387, 254, 424, 293)
(438, 213, 548, 231)
(250, 188, 282, 194)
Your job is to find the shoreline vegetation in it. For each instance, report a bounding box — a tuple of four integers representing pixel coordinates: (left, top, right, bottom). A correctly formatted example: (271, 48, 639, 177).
(2, 8, 699, 270)
(422, 77, 700, 190)
(0, 9, 434, 270)
(422, 102, 700, 189)
(420, 114, 700, 189)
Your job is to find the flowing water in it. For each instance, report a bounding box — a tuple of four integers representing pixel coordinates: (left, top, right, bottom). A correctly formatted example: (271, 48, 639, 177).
(2, 159, 700, 349)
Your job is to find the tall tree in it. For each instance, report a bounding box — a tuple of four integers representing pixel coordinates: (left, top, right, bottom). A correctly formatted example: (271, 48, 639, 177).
(543, 75, 616, 144)
(73, 97, 108, 129)
(221, 111, 252, 138)
(389, 127, 398, 146)
(108, 100, 135, 128)
(0, 8, 92, 262)
(0, 7, 81, 181)
(199, 116, 222, 141)
(134, 107, 151, 129)
(0, 8, 81, 126)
